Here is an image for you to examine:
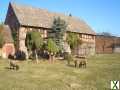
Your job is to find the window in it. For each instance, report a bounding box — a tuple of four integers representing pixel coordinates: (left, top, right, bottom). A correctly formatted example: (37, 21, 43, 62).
(79, 34, 82, 38)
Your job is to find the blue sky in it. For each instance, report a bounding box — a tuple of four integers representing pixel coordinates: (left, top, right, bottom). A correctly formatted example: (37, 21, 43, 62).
(0, 0, 120, 36)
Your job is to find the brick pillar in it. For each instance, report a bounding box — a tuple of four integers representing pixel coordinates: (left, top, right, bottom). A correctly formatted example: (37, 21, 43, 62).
(19, 27, 28, 59)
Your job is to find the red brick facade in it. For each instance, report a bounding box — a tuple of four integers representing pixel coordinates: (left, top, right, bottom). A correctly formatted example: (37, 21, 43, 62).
(95, 35, 120, 54)
(2, 43, 15, 58)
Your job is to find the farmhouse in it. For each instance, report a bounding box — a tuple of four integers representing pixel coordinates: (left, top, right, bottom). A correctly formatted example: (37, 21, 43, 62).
(5, 3, 96, 57)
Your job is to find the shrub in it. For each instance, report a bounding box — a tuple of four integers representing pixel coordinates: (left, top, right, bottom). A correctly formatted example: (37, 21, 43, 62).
(8, 54, 15, 60)
(64, 53, 73, 65)
(15, 50, 26, 60)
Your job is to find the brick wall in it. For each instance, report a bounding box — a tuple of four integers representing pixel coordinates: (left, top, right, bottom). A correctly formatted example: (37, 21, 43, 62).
(95, 35, 120, 54)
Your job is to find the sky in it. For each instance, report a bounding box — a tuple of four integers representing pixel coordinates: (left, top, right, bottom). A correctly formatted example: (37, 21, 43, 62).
(0, 0, 120, 36)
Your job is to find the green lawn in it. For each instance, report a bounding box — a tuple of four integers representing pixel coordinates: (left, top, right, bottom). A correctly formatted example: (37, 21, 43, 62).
(0, 54, 120, 90)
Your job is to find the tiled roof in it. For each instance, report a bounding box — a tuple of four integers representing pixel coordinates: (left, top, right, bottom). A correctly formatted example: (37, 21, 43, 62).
(2, 25, 14, 43)
(10, 3, 95, 35)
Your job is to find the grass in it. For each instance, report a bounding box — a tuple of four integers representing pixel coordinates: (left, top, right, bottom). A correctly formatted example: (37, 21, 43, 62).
(0, 54, 120, 90)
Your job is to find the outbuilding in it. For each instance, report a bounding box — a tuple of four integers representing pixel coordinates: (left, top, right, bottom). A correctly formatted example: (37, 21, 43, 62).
(0, 25, 15, 58)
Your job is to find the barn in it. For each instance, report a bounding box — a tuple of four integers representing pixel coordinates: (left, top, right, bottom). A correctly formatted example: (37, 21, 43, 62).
(5, 2, 96, 57)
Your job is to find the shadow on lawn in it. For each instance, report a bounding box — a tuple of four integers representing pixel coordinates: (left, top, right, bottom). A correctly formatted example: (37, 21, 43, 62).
(4, 67, 12, 70)
(67, 64, 75, 68)
(4, 66, 19, 71)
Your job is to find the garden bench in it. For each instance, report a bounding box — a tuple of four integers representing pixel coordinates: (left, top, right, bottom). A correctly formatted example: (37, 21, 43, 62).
(74, 55, 87, 68)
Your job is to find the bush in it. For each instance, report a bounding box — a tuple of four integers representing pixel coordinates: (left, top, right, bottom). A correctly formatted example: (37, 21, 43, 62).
(64, 53, 73, 65)
(8, 54, 15, 60)
(15, 50, 26, 60)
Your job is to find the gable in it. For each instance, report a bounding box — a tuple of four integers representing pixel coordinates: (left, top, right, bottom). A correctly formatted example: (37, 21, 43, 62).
(5, 3, 20, 30)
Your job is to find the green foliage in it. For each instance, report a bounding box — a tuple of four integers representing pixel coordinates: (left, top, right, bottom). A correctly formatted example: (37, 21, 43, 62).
(31, 32, 43, 49)
(26, 32, 43, 50)
(26, 32, 32, 50)
(46, 38, 59, 54)
(0, 33, 4, 48)
(52, 17, 67, 38)
(12, 30, 17, 47)
(64, 53, 74, 65)
(0, 24, 4, 48)
(66, 32, 82, 49)
(52, 17, 67, 50)
(0, 23, 3, 31)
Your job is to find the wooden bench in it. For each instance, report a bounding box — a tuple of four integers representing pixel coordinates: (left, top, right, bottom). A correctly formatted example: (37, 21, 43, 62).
(8, 54, 19, 70)
(9, 60, 19, 70)
(74, 55, 87, 68)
